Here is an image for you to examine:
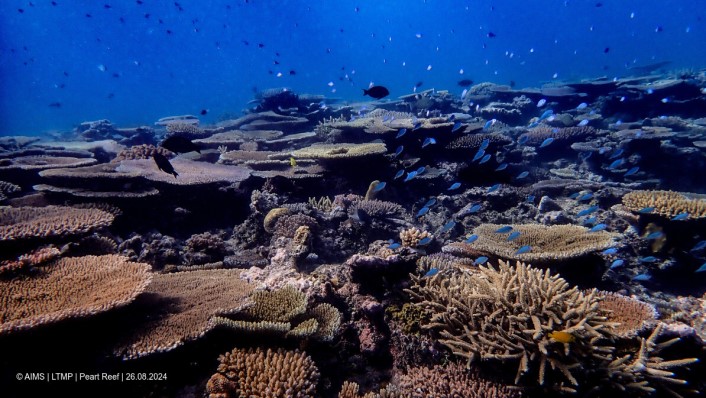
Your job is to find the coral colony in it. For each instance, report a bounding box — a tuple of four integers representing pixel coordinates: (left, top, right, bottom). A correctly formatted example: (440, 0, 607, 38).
(3, 73, 706, 397)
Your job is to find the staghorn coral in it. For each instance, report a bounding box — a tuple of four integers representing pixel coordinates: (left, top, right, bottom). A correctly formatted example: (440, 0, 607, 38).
(597, 291, 658, 338)
(114, 269, 254, 359)
(393, 362, 522, 398)
(406, 260, 615, 389)
(309, 303, 342, 341)
(309, 196, 333, 213)
(0, 255, 151, 334)
(0, 205, 114, 241)
(622, 190, 706, 219)
(114, 144, 172, 161)
(206, 347, 319, 398)
(337, 381, 400, 398)
(594, 323, 699, 398)
(291, 142, 387, 160)
(518, 125, 597, 145)
(442, 223, 618, 263)
(416, 252, 476, 274)
(399, 227, 432, 248)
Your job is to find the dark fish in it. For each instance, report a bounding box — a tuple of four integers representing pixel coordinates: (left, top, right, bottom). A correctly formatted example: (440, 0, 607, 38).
(457, 79, 473, 87)
(200, 109, 208, 115)
(153, 153, 178, 178)
(487, 32, 496, 38)
(289, 70, 296, 75)
(160, 136, 201, 154)
(415, 81, 423, 87)
(363, 86, 389, 99)
(48, 102, 62, 108)
(604, 47, 610, 53)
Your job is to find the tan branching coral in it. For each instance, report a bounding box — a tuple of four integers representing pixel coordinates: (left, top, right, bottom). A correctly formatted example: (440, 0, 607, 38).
(407, 260, 614, 389)
(394, 362, 522, 398)
(248, 285, 308, 322)
(518, 126, 597, 145)
(337, 381, 400, 398)
(291, 142, 387, 160)
(309, 303, 342, 341)
(114, 144, 172, 161)
(0, 255, 151, 334)
(442, 223, 617, 263)
(308, 196, 333, 213)
(0, 205, 114, 241)
(114, 269, 254, 359)
(207, 347, 319, 398)
(596, 291, 658, 338)
(353, 200, 405, 218)
(400, 227, 432, 248)
(622, 190, 706, 219)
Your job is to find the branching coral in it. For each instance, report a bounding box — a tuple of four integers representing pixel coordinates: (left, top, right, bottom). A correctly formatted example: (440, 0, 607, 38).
(406, 260, 614, 389)
(518, 125, 597, 145)
(622, 190, 706, 219)
(596, 291, 658, 338)
(399, 227, 432, 248)
(206, 347, 319, 398)
(442, 223, 617, 263)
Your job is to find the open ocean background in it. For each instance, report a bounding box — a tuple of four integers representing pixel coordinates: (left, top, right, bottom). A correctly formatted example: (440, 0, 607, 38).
(1, 0, 704, 136)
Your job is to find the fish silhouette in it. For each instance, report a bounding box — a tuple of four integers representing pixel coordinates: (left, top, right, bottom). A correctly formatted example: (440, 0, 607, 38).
(153, 153, 178, 178)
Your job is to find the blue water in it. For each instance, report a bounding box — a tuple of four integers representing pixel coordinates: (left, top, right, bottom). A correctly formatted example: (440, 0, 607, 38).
(1, 0, 704, 135)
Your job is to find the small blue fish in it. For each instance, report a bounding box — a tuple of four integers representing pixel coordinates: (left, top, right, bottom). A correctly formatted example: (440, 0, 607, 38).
(590, 223, 607, 232)
(507, 231, 521, 241)
(387, 242, 401, 250)
(637, 206, 655, 214)
(448, 182, 461, 190)
(416, 166, 426, 175)
(528, 121, 539, 128)
(448, 114, 456, 122)
(394, 169, 404, 179)
(404, 171, 418, 182)
(451, 121, 463, 132)
(639, 256, 659, 263)
(607, 158, 624, 169)
(495, 226, 513, 233)
(569, 192, 581, 199)
(413, 122, 422, 131)
(671, 212, 689, 221)
(424, 198, 437, 208)
(483, 120, 493, 129)
(495, 163, 508, 171)
(372, 181, 387, 192)
(624, 166, 639, 176)
(632, 273, 651, 281)
(539, 110, 553, 120)
(479, 154, 491, 164)
(695, 263, 706, 273)
(479, 139, 490, 150)
(468, 204, 481, 213)
(577, 193, 593, 201)
(577, 119, 589, 127)
(474, 256, 489, 265)
(576, 102, 588, 110)
(417, 236, 432, 246)
(416, 207, 430, 217)
(424, 268, 439, 277)
(602, 248, 618, 255)
(583, 217, 598, 226)
(539, 137, 554, 148)
(487, 183, 501, 193)
(515, 245, 532, 255)
(516, 171, 529, 179)
(645, 231, 664, 240)
(396, 128, 407, 138)
(394, 145, 404, 157)
(518, 135, 529, 145)
(441, 221, 456, 232)
(610, 259, 624, 269)
(690, 240, 706, 252)
(422, 137, 436, 148)
(537, 98, 547, 107)
(465, 234, 478, 244)
(610, 148, 624, 159)
(527, 195, 535, 203)
(472, 148, 486, 162)
(577, 206, 599, 217)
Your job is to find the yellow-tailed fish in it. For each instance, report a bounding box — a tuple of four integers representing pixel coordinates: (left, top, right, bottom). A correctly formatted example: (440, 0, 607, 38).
(289, 157, 297, 168)
(548, 331, 576, 343)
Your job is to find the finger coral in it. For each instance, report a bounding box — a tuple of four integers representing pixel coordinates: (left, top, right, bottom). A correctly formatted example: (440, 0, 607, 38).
(206, 347, 319, 398)
(0, 255, 151, 334)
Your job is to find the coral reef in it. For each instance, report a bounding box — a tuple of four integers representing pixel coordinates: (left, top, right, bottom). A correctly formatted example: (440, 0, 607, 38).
(622, 190, 706, 219)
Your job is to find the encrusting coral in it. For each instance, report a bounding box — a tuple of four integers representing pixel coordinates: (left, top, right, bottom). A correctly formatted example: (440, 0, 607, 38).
(442, 223, 617, 263)
(206, 347, 320, 398)
(0, 255, 151, 334)
(622, 190, 706, 219)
